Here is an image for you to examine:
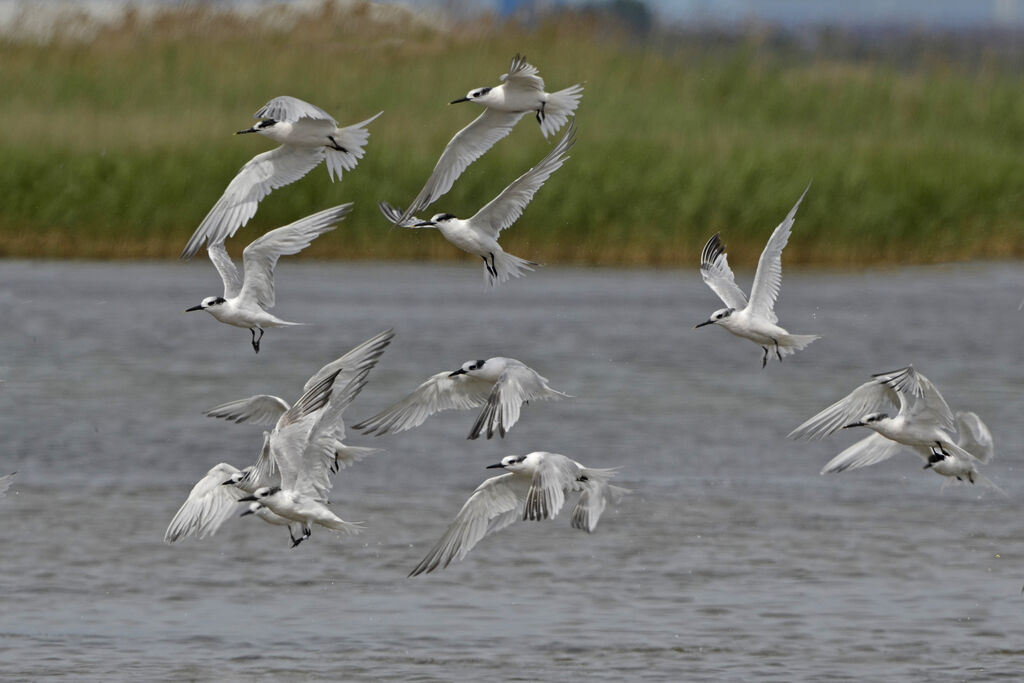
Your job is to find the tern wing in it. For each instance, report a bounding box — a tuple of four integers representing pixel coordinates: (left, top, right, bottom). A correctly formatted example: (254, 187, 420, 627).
(164, 463, 246, 543)
(289, 370, 372, 500)
(204, 395, 290, 426)
(180, 145, 327, 259)
(264, 370, 340, 490)
(254, 95, 336, 124)
(470, 123, 576, 238)
(408, 473, 526, 576)
(747, 184, 809, 323)
(500, 53, 546, 91)
(207, 241, 243, 299)
(877, 365, 955, 430)
(397, 109, 527, 222)
(353, 372, 494, 436)
(788, 376, 899, 441)
(571, 481, 629, 533)
(820, 433, 906, 474)
(237, 204, 350, 310)
(955, 411, 994, 463)
(302, 329, 394, 394)
(522, 453, 579, 522)
(468, 361, 569, 440)
(377, 201, 429, 228)
(0, 472, 15, 497)
(699, 233, 748, 309)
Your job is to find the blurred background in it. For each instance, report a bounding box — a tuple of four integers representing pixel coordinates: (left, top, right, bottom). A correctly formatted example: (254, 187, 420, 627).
(0, 0, 1021, 265)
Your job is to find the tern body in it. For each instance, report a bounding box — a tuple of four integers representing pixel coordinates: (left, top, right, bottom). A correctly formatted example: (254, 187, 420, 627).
(379, 124, 575, 287)
(185, 204, 350, 352)
(181, 96, 379, 259)
(695, 185, 819, 367)
(409, 451, 626, 576)
(353, 356, 569, 440)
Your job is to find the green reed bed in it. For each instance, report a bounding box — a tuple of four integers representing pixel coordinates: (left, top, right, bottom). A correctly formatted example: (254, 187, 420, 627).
(0, 5, 1021, 265)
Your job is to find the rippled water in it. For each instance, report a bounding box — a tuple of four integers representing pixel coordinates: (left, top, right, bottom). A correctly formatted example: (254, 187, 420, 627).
(2, 259, 1023, 680)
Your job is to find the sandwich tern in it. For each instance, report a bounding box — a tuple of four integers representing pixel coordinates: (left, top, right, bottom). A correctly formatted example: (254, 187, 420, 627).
(185, 204, 351, 352)
(181, 96, 380, 259)
(695, 185, 819, 367)
(166, 334, 388, 546)
(789, 365, 998, 486)
(353, 356, 569, 440)
(409, 451, 626, 576)
(391, 53, 582, 224)
(205, 328, 393, 468)
(379, 123, 576, 287)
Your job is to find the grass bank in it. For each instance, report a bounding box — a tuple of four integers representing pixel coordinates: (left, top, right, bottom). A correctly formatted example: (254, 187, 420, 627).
(1, 3, 1022, 266)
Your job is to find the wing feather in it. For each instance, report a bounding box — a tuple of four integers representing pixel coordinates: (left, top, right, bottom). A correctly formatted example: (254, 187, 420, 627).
(180, 145, 327, 259)
(164, 463, 246, 543)
(205, 395, 290, 425)
(354, 372, 493, 436)
(747, 184, 810, 322)
(255, 95, 336, 124)
(699, 233, 748, 309)
(470, 122, 576, 238)
(238, 204, 351, 310)
(820, 433, 906, 474)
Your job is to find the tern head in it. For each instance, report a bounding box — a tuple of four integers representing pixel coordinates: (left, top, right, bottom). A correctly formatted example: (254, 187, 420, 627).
(486, 454, 529, 471)
(449, 358, 488, 377)
(185, 296, 227, 313)
(695, 307, 734, 329)
(238, 486, 280, 502)
(450, 86, 492, 105)
(237, 119, 277, 135)
(239, 502, 263, 517)
(220, 470, 246, 487)
(842, 412, 889, 429)
(414, 213, 456, 229)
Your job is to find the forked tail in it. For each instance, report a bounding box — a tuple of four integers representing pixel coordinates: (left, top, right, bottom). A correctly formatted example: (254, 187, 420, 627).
(484, 249, 538, 288)
(539, 83, 584, 138)
(324, 112, 382, 182)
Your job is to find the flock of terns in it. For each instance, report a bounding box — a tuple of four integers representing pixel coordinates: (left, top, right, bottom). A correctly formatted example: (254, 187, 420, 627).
(153, 54, 999, 575)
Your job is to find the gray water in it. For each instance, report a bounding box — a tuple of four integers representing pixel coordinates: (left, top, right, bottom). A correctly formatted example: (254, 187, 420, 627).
(2, 259, 1023, 681)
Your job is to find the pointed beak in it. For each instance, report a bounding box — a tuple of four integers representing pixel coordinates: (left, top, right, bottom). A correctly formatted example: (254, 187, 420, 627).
(236, 127, 259, 135)
(448, 368, 467, 377)
(414, 221, 435, 228)
(240, 508, 256, 517)
(841, 422, 864, 429)
(238, 494, 257, 502)
(220, 479, 235, 486)
(449, 97, 470, 104)
(485, 463, 505, 469)
(694, 320, 715, 329)
(185, 304, 204, 312)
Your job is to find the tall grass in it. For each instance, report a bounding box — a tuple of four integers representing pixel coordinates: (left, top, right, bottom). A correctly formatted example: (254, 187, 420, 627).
(0, 3, 1022, 265)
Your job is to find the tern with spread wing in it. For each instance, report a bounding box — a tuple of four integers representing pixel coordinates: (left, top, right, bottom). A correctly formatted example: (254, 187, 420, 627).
(695, 185, 819, 367)
(789, 365, 997, 486)
(389, 54, 582, 225)
(185, 204, 350, 352)
(181, 96, 379, 259)
(379, 123, 575, 287)
(165, 332, 390, 546)
(409, 451, 626, 576)
(353, 356, 569, 440)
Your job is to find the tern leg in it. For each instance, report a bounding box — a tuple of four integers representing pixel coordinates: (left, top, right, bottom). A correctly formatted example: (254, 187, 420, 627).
(761, 346, 769, 369)
(289, 528, 304, 548)
(968, 472, 976, 484)
(536, 101, 546, 125)
(327, 135, 348, 153)
(773, 338, 782, 362)
(249, 328, 264, 353)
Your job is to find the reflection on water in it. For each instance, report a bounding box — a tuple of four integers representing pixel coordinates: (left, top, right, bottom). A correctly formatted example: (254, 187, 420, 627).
(2, 260, 1023, 679)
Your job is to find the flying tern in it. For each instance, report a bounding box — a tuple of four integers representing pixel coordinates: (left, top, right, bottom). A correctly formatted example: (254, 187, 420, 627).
(181, 96, 380, 259)
(391, 53, 582, 224)
(379, 123, 576, 287)
(789, 365, 998, 486)
(166, 333, 390, 546)
(409, 451, 626, 576)
(353, 357, 569, 440)
(185, 204, 350, 352)
(695, 185, 819, 367)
